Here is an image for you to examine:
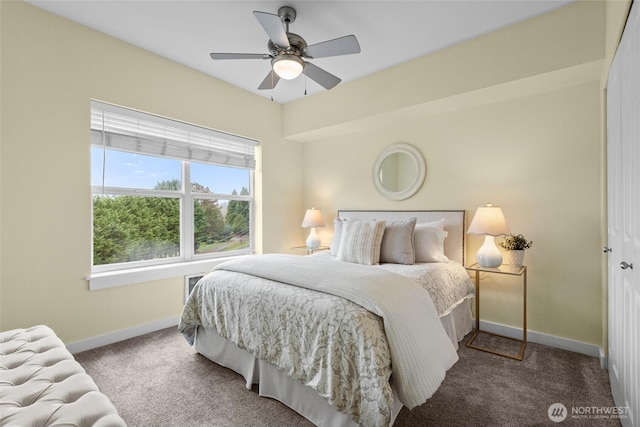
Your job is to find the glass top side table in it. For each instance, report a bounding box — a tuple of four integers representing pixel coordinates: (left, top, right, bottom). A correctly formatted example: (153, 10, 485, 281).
(465, 263, 527, 361)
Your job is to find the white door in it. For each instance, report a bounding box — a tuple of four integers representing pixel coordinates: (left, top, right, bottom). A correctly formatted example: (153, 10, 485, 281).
(607, 2, 639, 426)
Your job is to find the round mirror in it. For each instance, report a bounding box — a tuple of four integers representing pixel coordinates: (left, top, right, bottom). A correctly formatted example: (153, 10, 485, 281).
(372, 143, 426, 200)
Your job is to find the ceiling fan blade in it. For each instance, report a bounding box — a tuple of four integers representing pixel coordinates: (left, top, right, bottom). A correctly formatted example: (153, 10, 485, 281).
(303, 62, 341, 90)
(258, 70, 280, 90)
(253, 11, 290, 49)
(305, 35, 361, 59)
(210, 53, 270, 60)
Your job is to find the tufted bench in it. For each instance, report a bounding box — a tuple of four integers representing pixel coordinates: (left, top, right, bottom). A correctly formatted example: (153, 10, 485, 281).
(0, 325, 126, 426)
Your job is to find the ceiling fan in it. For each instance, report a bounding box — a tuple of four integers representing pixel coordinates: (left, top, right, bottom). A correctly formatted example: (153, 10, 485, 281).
(210, 6, 361, 91)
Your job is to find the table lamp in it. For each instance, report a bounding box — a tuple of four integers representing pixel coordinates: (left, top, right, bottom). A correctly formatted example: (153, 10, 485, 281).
(467, 203, 511, 268)
(301, 208, 325, 249)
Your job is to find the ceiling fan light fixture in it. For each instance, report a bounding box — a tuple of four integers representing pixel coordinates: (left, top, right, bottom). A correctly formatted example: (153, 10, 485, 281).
(272, 54, 304, 80)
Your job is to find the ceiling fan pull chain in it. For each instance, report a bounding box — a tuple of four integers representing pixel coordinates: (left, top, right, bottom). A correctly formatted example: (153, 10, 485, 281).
(304, 75, 307, 96)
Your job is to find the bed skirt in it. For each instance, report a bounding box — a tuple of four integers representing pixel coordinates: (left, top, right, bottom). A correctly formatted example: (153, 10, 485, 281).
(194, 299, 472, 427)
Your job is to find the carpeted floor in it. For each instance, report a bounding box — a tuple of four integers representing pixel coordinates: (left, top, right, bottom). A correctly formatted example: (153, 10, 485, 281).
(74, 328, 621, 426)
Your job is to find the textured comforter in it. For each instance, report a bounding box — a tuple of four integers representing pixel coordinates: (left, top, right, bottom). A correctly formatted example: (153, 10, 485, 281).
(180, 254, 463, 427)
(373, 259, 475, 316)
(310, 252, 475, 317)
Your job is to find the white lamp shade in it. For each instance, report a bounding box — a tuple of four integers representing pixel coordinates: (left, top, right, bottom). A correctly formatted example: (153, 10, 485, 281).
(468, 204, 511, 268)
(301, 208, 325, 228)
(272, 55, 304, 80)
(467, 204, 511, 236)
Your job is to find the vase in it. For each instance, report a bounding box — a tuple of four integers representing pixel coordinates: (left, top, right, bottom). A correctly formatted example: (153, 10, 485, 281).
(509, 250, 525, 268)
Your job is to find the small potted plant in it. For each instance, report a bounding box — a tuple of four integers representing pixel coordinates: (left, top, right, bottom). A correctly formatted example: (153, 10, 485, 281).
(499, 234, 532, 267)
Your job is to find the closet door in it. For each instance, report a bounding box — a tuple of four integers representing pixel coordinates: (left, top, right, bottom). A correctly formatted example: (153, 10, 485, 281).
(607, 2, 639, 426)
(607, 34, 623, 424)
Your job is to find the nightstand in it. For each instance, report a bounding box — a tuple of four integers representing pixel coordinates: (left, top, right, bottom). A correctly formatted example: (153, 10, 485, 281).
(291, 245, 330, 255)
(465, 263, 527, 361)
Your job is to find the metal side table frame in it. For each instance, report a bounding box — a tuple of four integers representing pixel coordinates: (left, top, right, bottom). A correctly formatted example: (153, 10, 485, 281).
(465, 263, 527, 361)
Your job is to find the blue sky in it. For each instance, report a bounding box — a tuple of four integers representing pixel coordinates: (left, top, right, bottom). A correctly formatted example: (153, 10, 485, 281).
(91, 148, 249, 195)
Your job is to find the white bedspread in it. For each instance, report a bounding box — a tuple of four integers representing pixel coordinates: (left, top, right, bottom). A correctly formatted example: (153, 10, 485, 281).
(212, 254, 458, 410)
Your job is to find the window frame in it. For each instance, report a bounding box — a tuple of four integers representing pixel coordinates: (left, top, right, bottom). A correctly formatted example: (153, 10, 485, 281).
(88, 101, 257, 287)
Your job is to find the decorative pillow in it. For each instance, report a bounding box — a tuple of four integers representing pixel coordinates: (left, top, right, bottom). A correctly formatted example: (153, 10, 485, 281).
(414, 219, 449, 263)
(330, 218, 344, 256)
(337, 220, 386, 265)
(380, 218, 417, 265)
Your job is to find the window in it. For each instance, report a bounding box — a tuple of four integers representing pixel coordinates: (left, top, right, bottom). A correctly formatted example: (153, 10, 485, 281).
(90, 101, 258, 273)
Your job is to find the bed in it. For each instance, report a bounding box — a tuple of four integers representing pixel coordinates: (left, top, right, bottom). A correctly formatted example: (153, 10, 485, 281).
(179, 210, 474, 427)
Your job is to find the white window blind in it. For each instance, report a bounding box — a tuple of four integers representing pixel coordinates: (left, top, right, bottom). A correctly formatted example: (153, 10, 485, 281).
(91, 100, 259, 169)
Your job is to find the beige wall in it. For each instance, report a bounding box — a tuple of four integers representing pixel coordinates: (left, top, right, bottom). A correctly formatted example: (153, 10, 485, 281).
(283, 0, 606, 142)
(293, 0, 614, 347)
(0, 0, 632, 350)
(0, 1, 303, 343)
(302, 81, 603, 345)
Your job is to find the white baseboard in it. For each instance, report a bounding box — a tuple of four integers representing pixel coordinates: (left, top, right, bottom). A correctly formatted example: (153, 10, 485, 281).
(66, 316, 180, 354)
(475, 319, 604, 362)
(66, 316, 605, 367)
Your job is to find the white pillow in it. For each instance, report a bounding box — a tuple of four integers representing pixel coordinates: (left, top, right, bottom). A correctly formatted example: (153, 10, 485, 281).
(337, 220, 386, 265)
(420, 218, 445, 230)
(380, 218, 417, 265)
(413, 219, 449, 263)
(330, 218, 344, 256)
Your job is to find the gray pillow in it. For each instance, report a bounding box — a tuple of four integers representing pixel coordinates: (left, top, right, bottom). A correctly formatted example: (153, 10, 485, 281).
(380, 218, 417, 265)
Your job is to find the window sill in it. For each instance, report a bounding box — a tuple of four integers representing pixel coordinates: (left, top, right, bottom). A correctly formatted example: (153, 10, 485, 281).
(87, 255, 251, 290)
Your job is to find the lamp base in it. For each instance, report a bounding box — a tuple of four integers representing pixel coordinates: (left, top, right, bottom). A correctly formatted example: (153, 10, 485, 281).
(306, 227, 320, 249)
(476, 235, 503, 268)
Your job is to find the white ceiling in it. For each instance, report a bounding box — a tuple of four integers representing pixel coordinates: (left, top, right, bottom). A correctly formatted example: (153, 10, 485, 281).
(26, 0, 574, 104)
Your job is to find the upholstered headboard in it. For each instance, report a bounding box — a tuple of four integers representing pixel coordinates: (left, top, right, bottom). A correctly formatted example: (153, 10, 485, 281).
(337, 210, 466, 265)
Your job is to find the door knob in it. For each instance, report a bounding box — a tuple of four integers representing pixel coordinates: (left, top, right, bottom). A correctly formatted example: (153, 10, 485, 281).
(603, 247, 612, 253)
(620, 261, 633, 270)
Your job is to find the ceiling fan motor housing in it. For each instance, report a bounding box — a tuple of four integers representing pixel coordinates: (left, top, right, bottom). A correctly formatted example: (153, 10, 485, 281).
(268, 33, 307, 57)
